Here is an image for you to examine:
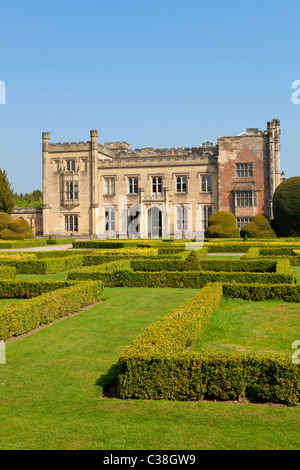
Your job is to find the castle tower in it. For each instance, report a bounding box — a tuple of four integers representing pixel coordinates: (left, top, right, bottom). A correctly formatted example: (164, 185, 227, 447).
(267, 119, 281, 218)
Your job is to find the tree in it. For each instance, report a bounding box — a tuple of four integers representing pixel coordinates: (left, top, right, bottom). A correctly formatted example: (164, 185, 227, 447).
(273, 177, 300, 237)
(0, 169, 15, 214)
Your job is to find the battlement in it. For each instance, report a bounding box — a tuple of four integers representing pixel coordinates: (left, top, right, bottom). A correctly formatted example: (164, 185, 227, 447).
(47, 141, 91, 151)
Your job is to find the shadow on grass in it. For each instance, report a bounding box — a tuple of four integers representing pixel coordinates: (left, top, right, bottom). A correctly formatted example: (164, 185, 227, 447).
(96, 362, 121, 398)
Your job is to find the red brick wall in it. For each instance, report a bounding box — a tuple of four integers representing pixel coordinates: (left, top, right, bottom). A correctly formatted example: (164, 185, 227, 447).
(218, 135, 269, 219)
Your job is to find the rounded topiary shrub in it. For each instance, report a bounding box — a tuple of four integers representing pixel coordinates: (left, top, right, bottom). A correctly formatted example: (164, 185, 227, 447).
(205, 211, 240, 238)
(8, 218, 31, 234)
(240, 214, 277, 238)
(0, 212, 13, 231)
(273, 177, 300, 237)
(0, 229, 26, 240)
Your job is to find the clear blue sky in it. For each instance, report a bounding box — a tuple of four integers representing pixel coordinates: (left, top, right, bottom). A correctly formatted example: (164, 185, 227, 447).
(1, 0, 300, 193)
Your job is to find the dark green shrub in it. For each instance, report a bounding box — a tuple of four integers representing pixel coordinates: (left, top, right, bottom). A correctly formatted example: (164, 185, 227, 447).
(205, 211, 240, 238)
(183, 251, 201, 270)
(241, 214, 277, 238)
(273, 177, 300, 237)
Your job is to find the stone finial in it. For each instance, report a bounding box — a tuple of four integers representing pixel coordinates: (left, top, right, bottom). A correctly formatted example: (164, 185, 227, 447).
(42, 132, 50, 140)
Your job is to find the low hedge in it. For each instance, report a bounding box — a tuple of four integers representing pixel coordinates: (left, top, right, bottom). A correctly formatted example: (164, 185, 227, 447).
(0, 266, 16, 280)
(131, 259, 277, 273)
(0, 280, 103, 341)
(0, 240, 47, 249)
(117, 281, 300, 405)
(119, 283, 223, 356)
(118, 352, 300, 406)
(222, 283, 300, 302)
(206, 242, 300, 253)
(68, 267, 295, 286)
(46, 238, 75, 245)
(0, 280, 77, 298)
(0, 255, 84, 274)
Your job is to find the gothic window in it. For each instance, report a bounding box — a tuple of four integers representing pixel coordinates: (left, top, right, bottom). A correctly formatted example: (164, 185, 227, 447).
(128, 177, 138, 195)
(176, 206, 188, 231)
(65, 215, 78, 232)
(104, 177, 115, 196)
(201, 175, 212, 192)
(152, 176, 162, 195)
(203, 206, 213, 230)
(176, 175, 187, 193)
(66, 160, 75, 172)
(105, 207, 116, 232)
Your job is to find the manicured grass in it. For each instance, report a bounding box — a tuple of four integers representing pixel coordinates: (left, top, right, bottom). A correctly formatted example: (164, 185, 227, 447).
(0, 287, 299, 450)
(192, 297, 300, 357)
(293, 266, 300, 283)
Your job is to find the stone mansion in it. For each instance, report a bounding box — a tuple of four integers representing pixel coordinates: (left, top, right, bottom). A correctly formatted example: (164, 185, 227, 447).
(42, 119, 284, 238)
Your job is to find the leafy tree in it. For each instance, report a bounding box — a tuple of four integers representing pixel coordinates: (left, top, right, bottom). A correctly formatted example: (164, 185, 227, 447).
(273, 177, 300, 236)
(0, 169, 15, 214)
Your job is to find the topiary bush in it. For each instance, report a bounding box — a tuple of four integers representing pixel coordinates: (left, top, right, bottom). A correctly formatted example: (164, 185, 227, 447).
(8, 218, 31, 234)
(183, 250, 201, 270)
(240, 214, 277, 238)
(205, 211, 240, 238)
(0, 229, 26, 240)
(273, 177, 300, 237)
(0, 216, 33, 240)
(0, 212, 13, 231)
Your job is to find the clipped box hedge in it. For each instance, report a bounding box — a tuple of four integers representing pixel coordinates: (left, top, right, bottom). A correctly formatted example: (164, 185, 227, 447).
(0, 255, 84, 274)
(68, 260, 295, 286)
(222, 282, 300, 302)
(0, 280, 103, 341)
(46, 238, 75, 245)
(118, 352, 300, 406)
(0, 266, 16, 280)
(0, 280, 77, 298)
(0, 240, 48, 249)
(117, 282, 300, 406)
(131, 258, 277, 273)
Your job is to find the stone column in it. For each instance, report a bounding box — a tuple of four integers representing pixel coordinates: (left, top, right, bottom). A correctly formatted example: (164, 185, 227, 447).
(90, 130, 99, 237)
(42, 132, 50, 236)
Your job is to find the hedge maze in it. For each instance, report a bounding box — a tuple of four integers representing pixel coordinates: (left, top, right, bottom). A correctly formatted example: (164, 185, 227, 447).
(0, 237, 299, 405)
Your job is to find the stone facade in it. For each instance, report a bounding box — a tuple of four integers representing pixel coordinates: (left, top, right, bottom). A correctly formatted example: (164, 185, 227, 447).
(12, 207, 43, 236)
(42, 119, 284, 238)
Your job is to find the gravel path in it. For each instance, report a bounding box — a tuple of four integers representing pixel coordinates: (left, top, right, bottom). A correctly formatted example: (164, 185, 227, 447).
(0, 244, 74, 252)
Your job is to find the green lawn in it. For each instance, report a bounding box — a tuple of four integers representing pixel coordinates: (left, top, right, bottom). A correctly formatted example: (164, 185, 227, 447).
(293, 266, 300, 283)
(0, 298, 24, 307)
(192, 297, 300, 357)
(0, 287, 300, 450)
